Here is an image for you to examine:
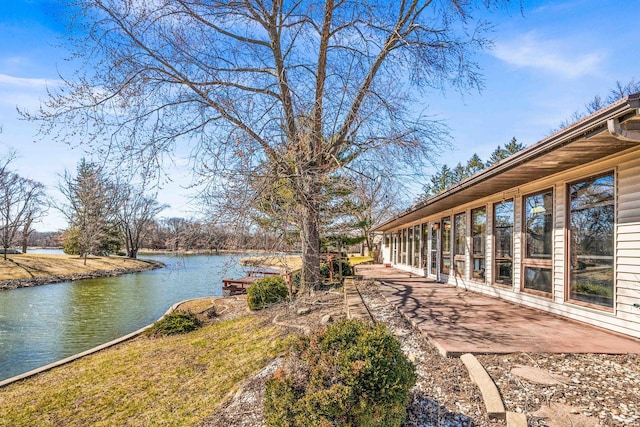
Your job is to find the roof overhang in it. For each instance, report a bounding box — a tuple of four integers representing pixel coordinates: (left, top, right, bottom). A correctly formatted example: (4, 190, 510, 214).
(376, 93, 640, 232)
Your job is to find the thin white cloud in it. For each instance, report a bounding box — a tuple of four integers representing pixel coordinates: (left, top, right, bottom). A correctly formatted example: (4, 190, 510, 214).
(492, 31, 605, 79)
(0, 73, 60, 88)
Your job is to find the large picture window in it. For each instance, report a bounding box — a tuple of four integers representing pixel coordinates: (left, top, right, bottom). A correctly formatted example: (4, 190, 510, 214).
(493, 200, 514, 286)
(568, 172, 615, 309)
(471, 207, 486, 281)
(441, 216, 451, 275)
(523, 190, 554, 295)
(454, 212, 466, 277)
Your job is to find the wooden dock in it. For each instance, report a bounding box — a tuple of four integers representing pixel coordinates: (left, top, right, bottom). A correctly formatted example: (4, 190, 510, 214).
(222, 270, 281, 296)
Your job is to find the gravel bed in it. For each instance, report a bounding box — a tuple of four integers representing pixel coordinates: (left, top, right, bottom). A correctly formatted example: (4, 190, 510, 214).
(478, 352, 640, 426)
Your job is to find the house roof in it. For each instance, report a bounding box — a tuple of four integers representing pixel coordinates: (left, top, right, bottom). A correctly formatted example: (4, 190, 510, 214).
(376, 92, 640, 232)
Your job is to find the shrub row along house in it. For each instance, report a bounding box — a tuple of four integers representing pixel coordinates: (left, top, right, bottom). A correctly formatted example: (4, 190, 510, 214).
(376, 93, 640, 340)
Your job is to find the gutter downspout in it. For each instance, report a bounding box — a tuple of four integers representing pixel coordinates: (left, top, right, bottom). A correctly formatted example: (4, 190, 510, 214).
(608, 112, 640, 142)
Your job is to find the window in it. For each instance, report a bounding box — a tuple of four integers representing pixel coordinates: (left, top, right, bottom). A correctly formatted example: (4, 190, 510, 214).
(401, 228, 407, 264)
(454, 212, 466, 277)
(414, 225, 421, 268)
(523, 190, 554, 295)
(408, 227, 413, 266)
(568, 172, 614, 309)
(384, 234, 390, 247)
(392, 233, 397, 264)
(430, 223, 438, 275)
(493, 200, 514, 286)
(441, 216, 451, 275)
(471, 207, 486, 281)
(421, 224, 429, 269)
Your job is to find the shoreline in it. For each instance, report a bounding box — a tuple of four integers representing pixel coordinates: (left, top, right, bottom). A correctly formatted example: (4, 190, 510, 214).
(0, 259, 165, 291)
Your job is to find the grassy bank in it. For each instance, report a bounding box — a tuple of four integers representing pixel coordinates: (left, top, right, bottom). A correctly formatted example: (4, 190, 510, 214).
(240, 255, 374, 272)
(0, 306, 284, 426)
(0, 254, 160, 287)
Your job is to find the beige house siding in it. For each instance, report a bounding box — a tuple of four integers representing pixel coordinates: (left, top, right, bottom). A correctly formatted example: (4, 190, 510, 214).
(615, 154, 640, 333)
(382, 147, 640, 339)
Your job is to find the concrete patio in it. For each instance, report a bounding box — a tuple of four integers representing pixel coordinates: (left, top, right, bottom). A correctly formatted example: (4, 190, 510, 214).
(355, 264, 640, 357)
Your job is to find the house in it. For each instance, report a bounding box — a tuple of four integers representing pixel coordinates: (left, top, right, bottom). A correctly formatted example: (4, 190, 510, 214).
(376, 93, 640, 339)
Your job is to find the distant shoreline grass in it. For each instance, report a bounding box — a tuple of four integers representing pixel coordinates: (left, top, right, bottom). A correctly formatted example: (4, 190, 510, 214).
(0, 254, 163, 290)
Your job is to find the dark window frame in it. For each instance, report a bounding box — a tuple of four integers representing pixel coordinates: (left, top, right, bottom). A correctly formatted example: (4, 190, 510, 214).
(441, 216, 452, 275)
(565, 170, 615, 311)
(471, 206, 487, 282)
(521, 189, 554, 297)
(493, 199, 514, 287)
(454, 212, 467, 278)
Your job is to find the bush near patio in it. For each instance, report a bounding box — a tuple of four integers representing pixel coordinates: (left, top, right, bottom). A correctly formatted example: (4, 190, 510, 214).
(264, 319, 416, 427)
(247, 275, 289, 310)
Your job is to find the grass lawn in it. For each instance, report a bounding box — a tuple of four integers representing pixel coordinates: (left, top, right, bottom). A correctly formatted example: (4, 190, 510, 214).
(347, 256, 374, 266)
(0, 313, 284, 426)
(240, 255, 303, 272)
(0, 254, 155, 281)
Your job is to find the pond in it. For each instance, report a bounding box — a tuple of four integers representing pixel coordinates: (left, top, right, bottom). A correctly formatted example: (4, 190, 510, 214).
(0, 253, 248, 382)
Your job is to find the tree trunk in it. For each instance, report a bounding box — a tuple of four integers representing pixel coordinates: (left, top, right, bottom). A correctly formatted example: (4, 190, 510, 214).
(299, 174, 322, 292)
(22, 217, 33, 254)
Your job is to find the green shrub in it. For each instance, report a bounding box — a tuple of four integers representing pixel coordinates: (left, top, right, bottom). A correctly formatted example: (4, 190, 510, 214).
(146, 311, 202, 337)
(264, 319, 416, 427)
(247, 276, 289, 310)
(320, 259, 353, 279)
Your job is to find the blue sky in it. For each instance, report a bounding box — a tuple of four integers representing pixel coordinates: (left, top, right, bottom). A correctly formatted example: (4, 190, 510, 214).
(0, 0, 638, 231)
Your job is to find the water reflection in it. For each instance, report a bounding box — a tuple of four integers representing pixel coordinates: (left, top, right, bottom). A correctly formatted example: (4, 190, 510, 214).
(0, 254, 246, 381)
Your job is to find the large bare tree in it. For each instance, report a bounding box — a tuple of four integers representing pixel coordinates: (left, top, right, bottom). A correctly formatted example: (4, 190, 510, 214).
(116, 184, 167, 258)
(0, 154, 47, 259)
(29, 0, 496, 288)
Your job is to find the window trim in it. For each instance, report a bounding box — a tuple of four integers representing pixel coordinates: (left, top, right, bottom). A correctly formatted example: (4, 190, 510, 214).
(564, 170, 616, 312)
(521, 188, 554, 297)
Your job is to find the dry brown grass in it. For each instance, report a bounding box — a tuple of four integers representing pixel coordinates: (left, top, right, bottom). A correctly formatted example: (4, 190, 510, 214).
(0, 254, 153, 281)
(240, 255, 303, 272)
(0, 310, 284, 426)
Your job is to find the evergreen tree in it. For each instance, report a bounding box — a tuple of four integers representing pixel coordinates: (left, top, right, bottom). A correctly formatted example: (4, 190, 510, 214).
(503, 137, 525, 156)
(453, 163, 467, 184)
(423, 138, 524, 198)
(465, 153, 485, 175)
(59, 159, 121, 263)
(487, 145, 507, 166)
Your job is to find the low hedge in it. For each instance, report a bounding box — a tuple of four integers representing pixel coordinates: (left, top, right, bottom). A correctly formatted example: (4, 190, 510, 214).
(264, 319, 416, 426)
(146, 311, 202, 337)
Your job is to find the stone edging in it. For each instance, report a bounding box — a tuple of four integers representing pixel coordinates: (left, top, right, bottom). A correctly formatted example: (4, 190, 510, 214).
(0, 297, 200, 389)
